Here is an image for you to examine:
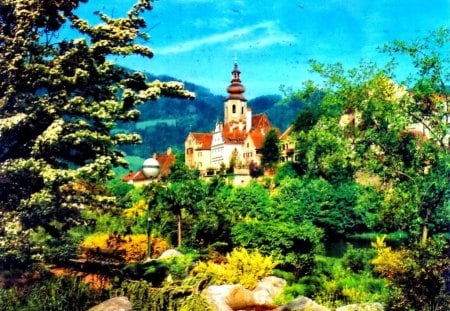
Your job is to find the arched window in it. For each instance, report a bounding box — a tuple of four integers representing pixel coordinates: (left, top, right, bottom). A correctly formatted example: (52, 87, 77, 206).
(241, 107, 244, 114)
(232, 104, 236, 113)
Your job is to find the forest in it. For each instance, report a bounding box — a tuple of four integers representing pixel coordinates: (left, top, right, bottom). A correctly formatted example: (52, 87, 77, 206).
(0, 0, 449, 310)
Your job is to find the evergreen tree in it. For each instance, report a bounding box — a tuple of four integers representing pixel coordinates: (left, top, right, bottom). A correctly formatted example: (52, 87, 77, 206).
(0, 0, 193, 266)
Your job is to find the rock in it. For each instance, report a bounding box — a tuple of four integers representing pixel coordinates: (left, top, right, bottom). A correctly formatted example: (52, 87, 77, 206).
(203, 277, 287, 311)
(336, 303, 384, 311)
(87, 296, 132, 311)
(204, 284, 255, 311)
(157, 249, 183, 260)
(253, 276, 287, 308)
(275, 296, 330, 311)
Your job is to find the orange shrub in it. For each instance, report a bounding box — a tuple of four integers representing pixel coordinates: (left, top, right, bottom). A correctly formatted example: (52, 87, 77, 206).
(81, 234, 171, 262)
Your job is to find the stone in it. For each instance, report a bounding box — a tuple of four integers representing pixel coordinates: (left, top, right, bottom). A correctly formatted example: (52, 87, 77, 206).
(335, 303, 384, 311)
(275, 296, 330, 311)
(157, 249, 183, 260)
(253, 276, 287, 308)
(203, 277, 287, 311)
(87, 296, 132, 311)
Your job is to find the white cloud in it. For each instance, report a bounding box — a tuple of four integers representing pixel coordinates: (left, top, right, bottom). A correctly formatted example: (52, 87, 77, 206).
(156, 21, 296, 54)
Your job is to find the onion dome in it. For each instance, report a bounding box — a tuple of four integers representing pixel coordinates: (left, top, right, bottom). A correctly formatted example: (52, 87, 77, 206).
(226, 62, 246, 101)
(142, 158, 160, 178)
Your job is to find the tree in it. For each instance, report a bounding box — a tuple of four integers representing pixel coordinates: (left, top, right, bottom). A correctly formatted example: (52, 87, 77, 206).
(261, 129, 280, 167)
(157, 180, 205, 247)
(0, 0, 193, 266)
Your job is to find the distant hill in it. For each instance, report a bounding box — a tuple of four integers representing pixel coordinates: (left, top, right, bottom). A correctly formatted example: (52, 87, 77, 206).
(117, 73, 309, 158)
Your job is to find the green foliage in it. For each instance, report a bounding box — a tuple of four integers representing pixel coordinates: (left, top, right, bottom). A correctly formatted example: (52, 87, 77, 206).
(110, 279, 201, 311)
(0, 0, 193, 267)
(342, 245, 376, 273)
(261, 129, 280, 167)
(180, 294, 213, 311)
(273, 178, 367, 237)
(231, 220, 324, 275)
(225, 181, 272, 219)
(0, 275, 101, 311)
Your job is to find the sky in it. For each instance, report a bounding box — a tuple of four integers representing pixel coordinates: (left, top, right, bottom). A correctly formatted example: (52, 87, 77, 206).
(71, 0, 450, 99)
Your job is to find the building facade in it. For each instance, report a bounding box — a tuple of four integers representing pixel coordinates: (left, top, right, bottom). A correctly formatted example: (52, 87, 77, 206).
(185, 62, 274, 174)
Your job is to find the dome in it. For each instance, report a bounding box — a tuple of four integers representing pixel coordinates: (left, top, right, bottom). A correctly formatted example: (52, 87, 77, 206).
(142, 158, 160, 178)
(226, 62, 246, 100)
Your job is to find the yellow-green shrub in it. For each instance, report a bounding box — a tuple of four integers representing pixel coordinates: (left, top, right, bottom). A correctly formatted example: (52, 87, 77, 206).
(371, 235, 408, 279)
(192, 247, 276, 289)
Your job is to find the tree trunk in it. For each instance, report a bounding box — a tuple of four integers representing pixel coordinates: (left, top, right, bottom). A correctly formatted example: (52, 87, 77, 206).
(421, 207, 431, 245)
(177, 213, 182, 247)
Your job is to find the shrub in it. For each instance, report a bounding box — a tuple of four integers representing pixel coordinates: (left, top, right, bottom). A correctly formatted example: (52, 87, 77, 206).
(192, 247, 276, 289)
(342, 245, 376, 273)
(81, 234, 170, 262)
(0, 276, 101, 311)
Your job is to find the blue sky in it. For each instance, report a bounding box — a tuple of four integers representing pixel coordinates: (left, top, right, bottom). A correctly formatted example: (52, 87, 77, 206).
(72, 0, 450, 99)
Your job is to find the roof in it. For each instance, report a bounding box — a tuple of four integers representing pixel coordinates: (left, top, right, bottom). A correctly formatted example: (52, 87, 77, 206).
(155, 152, 175, 177)
(280, 125, 294, 140)
(251, 113, 272, 132)
(222, 123, 248, 144)
(122, 170, 147, 182)
(248, 131, 265, 149)
(189, 132, 213, 149)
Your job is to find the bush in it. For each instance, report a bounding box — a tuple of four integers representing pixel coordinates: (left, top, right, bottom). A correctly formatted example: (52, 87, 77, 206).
(232, 220, 324, 275)
(342, 245, 376, 273)
(81, 234, 170, 262)
(0, 275, 101, 311)
(192, 247, 276, 289)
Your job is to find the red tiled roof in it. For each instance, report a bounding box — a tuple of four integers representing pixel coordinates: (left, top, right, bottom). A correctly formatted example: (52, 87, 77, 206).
(251, 113, 272, 131)
(248, 131, 265, 149)
(156, 153, 176, 177)
(190, 132, 213, 149)
(122, 170, 147, 182)
(222, 123, 248, 144)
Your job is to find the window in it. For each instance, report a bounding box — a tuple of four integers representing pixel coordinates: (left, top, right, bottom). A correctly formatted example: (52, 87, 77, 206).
(241, 107, 244, 114)
(232, 104, 236, 113)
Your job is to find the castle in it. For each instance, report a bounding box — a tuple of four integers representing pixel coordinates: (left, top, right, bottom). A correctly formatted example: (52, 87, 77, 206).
(185, 62, 274, 174)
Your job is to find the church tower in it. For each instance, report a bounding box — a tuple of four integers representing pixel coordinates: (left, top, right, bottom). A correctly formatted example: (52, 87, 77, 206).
(224, 62, 248, 125)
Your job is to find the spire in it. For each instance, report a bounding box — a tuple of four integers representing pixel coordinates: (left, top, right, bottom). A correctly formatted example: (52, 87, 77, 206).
(227, 61, 246, 101)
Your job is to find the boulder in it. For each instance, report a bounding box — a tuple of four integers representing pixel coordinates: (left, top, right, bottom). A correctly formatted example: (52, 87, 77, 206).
(87, 296, 132, 311)
(275, 296, 330, 311)
(336, 303, 384, 311)
(253, 276, 287, 308)
(204, 284, 254, 311)
(204, 277, 287, 311)
(157, 249, 183, 260)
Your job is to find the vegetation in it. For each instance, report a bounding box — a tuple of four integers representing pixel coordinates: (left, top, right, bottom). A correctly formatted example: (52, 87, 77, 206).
(0, 1, 449, 310)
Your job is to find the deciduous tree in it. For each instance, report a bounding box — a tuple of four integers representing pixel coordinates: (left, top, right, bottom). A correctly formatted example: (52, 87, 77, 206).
(0, 0, 193, 266)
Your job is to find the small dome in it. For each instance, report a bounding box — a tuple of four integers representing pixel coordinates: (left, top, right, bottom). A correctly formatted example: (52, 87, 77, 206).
(226, 62, 246, 100)
(142, 158, 160, 178)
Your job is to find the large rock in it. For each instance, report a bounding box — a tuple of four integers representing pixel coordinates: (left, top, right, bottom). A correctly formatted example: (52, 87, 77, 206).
(87, 296, 132, 311)
(253, 276, 287, 308)
(203, 276, 287, 311)
(275, 296, 330, 311)
(336, 303, 384, 311)
(204, 284, 255, 311)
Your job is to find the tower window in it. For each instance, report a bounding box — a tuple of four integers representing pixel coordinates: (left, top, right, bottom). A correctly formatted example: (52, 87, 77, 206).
(232, 104, 236, 113)
(241, 107, 244, 114)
